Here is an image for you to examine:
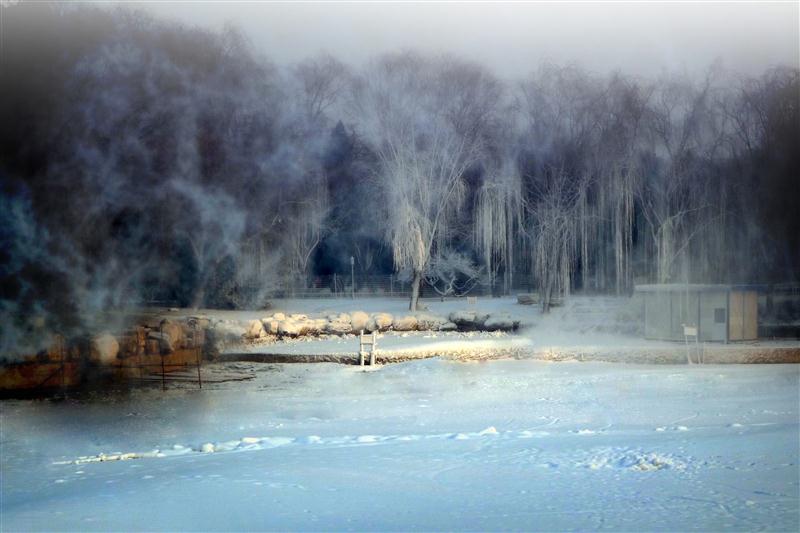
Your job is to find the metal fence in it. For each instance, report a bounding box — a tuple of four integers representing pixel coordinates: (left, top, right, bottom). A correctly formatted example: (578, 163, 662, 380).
(760, 283, 800, 338)
(259, 274, 538, 299)
(262, 274, 409, 299)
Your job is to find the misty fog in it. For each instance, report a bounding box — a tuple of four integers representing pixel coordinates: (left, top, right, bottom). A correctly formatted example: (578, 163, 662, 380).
(1, 1, 798, 357)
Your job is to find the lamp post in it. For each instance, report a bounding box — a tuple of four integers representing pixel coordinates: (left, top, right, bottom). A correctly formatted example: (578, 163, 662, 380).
(350, 256, 355, 300)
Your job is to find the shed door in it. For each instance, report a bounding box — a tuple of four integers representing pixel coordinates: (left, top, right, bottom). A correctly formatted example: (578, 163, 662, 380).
(729, 292, 744, 341)
(728, 291, 758, 341)
(743, 291, 758, 340)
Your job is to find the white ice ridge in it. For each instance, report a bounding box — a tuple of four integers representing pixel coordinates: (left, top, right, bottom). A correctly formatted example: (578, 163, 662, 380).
(53, 431, 690, 474)
(577, 449, 688, 471)
(53, 426, 539, 465)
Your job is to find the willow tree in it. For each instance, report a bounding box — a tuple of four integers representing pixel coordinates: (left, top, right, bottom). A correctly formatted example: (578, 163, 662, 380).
(638, 72, 720, 283)
(352, 53, 487, 311)
(527, 169, 582, 313)
(382, 125, 476, 311)
(474, 162, 524, 295)
(286, 183, 329, 288)
(518, 65, 604, 293)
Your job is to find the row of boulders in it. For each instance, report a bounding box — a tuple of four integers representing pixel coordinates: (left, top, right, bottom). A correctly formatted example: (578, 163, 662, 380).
(448, 310, 518, 331)
(39, 318, 203, 366)
(238, 310, 519, 341)
(517, 293, 563, 307)
(35, 309, 520, 365)
(95, 317, 206, 363)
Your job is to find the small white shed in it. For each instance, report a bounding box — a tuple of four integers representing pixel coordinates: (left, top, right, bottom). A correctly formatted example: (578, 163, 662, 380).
(635, 284, 759, 342)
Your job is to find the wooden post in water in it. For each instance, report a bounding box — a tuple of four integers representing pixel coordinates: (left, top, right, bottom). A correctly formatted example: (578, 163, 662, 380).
(160, 322, 166, 391)
(59, 334, 65, 390)
(194, 321, 202, 390)
(138, 330, 144, 381)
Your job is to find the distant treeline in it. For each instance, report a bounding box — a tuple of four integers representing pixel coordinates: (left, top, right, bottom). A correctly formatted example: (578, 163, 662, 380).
(1, 3, 798, 349)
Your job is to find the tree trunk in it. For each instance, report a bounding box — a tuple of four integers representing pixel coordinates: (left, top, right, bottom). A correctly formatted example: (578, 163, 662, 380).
(409, 270, 422, 311)
(657, 220, 674, 283)
(541, 281, 552, 314)
(191, 256, 219, 309)
(540, 267, 552, 314)
(191, 275, 207, 310)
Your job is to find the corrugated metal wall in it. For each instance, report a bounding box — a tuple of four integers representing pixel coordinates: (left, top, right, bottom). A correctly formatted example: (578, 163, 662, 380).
(643, 288, 758, 342)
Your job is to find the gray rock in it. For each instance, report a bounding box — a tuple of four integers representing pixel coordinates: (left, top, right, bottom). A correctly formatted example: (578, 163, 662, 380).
(326, 320, 352, 335)
(158, 319, 185, 350)
(262, 319, 280, 335)
(449, 310, 476, 326)
(448, 310, 489, 330)
(245, 319, 266, 339)
(90, 333, 120, 363)
(350, 311, 370, 332)
(517, 293, 538, 305)
(147, 331, 174, 353)
(278, 320, 303, 337)
(416, 313, 446, 330)
(484, 314, 516, 331)
(393, 315, 418, 331)
(214, 322, 247, 344)
(371, 313, 394, 330)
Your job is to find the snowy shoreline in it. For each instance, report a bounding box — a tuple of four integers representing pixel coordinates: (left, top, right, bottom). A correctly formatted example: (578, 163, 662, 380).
(224, 330, 800, 365)
(204, 296, 800, 365)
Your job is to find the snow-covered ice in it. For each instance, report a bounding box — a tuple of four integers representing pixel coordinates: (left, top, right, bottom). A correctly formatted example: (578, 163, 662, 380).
(1, 360, 798, 531)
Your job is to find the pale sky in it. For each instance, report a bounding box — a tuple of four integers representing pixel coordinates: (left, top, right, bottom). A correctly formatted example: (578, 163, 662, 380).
(127, 1, 797, 78)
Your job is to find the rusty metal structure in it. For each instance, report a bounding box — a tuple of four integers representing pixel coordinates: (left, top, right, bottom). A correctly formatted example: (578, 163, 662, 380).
(0, 319, 206, 394)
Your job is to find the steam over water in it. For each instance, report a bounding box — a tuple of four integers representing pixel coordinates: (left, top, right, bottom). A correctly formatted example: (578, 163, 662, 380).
(1, 2, 798, 358)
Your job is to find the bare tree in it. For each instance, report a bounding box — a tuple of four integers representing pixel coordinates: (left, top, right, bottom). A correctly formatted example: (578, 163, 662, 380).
(474, 160, 524, 295)
(424, 249, 483, 298)
(292, 53, 350, 126)
(170, 180, 246, 309)
(352, 53, 486, 310)
(526, 169, 582, 313)
(638, 72, 720, 283)
(285, 185, 329, 287)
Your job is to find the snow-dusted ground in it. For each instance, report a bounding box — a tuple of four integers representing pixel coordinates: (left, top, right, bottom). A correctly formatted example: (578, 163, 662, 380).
(2, 360, 798, 531)
(211, 296, 798, 364)
(234, 330, 531, 359)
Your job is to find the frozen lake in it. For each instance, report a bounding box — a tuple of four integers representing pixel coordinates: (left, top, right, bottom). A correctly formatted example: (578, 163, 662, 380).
(2, 360, 798, 531)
